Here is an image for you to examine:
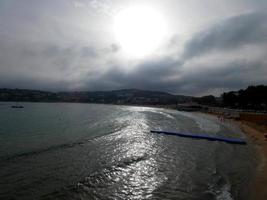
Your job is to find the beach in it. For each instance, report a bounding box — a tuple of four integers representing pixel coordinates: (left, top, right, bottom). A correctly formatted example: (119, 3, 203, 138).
(204, 111, 267, 200)
(238, 121, 267, 200)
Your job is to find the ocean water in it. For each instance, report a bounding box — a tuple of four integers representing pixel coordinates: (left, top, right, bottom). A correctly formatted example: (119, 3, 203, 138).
(0, 102, 256, 200)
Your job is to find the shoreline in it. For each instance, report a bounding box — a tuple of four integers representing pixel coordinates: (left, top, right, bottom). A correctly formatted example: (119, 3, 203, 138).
(202, 111, 267, 200)
(3, 102, 267, 198)
(237, 120, 267, 200)
(125, 106, 267, 199)
(151, 108, 266, 199)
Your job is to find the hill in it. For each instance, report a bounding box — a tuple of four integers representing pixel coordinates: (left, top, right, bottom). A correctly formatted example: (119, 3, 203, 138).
(0, 88, 193, 105)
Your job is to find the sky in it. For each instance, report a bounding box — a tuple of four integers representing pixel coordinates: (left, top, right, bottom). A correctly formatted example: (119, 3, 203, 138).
(0, 0, 267, 96)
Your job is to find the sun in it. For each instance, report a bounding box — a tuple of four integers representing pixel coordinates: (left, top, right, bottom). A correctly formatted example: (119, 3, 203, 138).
(113, 6, 167, 58)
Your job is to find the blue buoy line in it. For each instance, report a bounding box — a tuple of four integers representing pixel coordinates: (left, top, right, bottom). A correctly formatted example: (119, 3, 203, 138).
(150, 130, 247, 145)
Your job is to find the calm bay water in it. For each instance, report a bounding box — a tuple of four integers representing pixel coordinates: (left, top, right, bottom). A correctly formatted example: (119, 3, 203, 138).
(0, 103, 255, 200)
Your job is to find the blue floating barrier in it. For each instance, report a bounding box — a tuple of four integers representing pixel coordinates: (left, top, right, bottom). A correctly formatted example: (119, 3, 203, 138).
(150, 130, 246, 145)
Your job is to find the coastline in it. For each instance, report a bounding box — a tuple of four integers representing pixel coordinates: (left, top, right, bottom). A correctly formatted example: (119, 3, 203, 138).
(202, 111, 267, 200)
(154, 108, 266, 199)
(2, 101, 266, 198)
(238, 120, 267, 200)
(130, 105, 267, 199)
(3, 102, 266, 199)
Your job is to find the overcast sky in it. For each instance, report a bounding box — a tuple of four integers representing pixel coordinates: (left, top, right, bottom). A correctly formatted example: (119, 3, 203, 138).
(0, 0, 267, 96)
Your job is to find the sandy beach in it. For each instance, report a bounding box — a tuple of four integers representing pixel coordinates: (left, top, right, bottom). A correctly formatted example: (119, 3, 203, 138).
(161, 108, 267, 200)
(238, 120, 267, 200)
(205, 111, 267, 200)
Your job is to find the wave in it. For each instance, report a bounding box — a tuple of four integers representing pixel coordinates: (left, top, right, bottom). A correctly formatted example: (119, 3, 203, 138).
(40, 154, 150, 199)
(0, 130, 118, 162)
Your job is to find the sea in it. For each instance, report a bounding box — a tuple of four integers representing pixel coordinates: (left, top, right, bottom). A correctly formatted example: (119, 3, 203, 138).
(0, 102, 256, 200)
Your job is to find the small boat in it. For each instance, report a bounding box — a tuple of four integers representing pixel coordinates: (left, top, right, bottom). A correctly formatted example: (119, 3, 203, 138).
(11, 103, 24, 108)
(11, 105, 24, 108)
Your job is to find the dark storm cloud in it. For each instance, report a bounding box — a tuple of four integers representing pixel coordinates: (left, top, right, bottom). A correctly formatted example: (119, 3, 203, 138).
(83, 58, 183, 92)
(83, 56, 267, 96)
(176, 60, 267, 95)
(1, 1, 267, 96)
(0, 36, 116, 91)
(83, 11, 267, 95)
(183, 12, 267, 59)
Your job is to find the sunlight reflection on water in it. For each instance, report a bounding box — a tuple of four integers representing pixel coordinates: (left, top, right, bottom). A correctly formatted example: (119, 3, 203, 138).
(78, 106, 168, 199)
(0, 104, 254, 200)
(111, 107, 166, 199)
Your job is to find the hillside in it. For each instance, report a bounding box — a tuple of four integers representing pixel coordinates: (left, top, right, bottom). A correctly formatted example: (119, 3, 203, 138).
(0, 88, 193, 105)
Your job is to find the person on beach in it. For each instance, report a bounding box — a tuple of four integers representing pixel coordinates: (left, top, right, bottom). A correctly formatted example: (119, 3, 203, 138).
(217, 114, 225, 122)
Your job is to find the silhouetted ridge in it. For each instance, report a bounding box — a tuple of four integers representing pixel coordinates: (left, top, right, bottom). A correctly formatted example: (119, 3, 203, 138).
(0, 88, 192, 105)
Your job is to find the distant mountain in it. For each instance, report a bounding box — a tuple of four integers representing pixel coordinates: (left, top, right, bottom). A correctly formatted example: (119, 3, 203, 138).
(1, 85, 266, 110)
(0, 88, 193, 105)
(0, 88, 58, 102)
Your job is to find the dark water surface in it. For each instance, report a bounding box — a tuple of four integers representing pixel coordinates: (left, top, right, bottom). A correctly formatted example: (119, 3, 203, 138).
(0, 103, 255, 200)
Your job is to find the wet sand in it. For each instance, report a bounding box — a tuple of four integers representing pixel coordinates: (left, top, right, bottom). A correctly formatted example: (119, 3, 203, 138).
(204, 111, 267, 200)
(238, 121, 267, 200)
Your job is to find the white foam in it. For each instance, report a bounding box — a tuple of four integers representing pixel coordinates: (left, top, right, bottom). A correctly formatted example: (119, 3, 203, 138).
(177, 112, 221, 133)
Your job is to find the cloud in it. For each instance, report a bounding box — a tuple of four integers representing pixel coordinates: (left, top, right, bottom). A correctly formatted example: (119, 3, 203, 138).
(81, 57, 183, 92)
(80, 11, 267, 96)
(73, 1, 86, 8)
(110, 44, 120, 53)
(177, 59, 267, 95)
(0, 1, 267, 96)
(82, 54, 267, 96)
(73, 0, 115, 17)
(183, 12, 267, 59)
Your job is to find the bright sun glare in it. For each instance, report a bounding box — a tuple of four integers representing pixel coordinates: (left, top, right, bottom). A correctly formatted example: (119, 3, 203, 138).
(114, 6, 167, 58)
